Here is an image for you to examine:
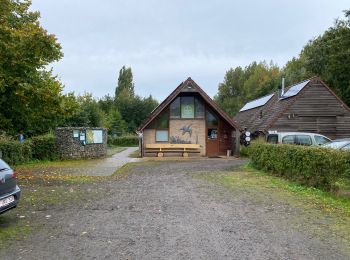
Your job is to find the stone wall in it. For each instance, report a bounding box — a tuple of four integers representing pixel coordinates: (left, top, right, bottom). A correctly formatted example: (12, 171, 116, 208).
(169, 119, 206, 155)
(56, 127, 107, 159)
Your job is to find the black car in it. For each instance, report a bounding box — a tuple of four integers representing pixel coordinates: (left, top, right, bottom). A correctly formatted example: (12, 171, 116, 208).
(0, 159, 21, 214)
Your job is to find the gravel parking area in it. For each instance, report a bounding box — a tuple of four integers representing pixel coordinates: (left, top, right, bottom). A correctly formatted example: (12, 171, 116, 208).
(1, 159, 348, 260)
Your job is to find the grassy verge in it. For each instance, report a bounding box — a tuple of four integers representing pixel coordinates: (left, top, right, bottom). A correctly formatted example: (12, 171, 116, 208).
(128, 149, 140, 158)
(0, 167, 106, 250)
(194, 163, 350, 247)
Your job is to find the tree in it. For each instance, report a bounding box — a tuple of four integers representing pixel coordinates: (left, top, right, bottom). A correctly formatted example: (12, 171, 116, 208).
(282, 57, 311, 86)
(104, 109, 126, 137)
(114, 65, 158, 132)
(115, 66, 135, 99)
(215, 61, 281, 116)
(0, 0, 63, 135)
(215, 67, 245, 116)
(302, 10, 350, 105)
(117, 95, 158, 133)
(283, 9, 350, 105)
(98, 94, 115, 113)
(63, 93, 106, 127)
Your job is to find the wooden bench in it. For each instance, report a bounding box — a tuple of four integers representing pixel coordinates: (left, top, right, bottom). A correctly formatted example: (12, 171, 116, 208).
(145, 143, 201, 157)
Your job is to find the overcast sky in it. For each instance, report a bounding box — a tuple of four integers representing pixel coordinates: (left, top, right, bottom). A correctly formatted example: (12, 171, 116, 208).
(31, 0, 349, 101)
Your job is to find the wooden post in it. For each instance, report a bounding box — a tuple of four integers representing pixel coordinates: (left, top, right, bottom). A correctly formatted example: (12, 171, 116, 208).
(234, 129, 240, 157)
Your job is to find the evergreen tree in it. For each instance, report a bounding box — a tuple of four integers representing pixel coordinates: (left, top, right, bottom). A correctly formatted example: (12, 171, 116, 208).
(115, 66, 135, 99)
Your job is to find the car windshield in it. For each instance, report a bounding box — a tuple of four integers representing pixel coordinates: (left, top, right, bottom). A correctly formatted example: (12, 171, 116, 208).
(323, 141, 349, 149)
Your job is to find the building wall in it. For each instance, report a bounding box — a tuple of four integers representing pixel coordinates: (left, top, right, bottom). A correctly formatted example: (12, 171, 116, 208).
(142, 118, 235, 156)
(143, 129, 156, 144)
(169, 119, 206, 155)
(271, 83, 350, 139)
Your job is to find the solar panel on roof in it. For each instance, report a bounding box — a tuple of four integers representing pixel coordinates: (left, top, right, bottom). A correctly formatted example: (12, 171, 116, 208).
(239, 94, 274, 112)
(281, 80, 310, 99)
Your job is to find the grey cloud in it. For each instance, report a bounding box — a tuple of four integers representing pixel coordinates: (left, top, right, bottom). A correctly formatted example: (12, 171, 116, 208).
(31, 0, 349, 100)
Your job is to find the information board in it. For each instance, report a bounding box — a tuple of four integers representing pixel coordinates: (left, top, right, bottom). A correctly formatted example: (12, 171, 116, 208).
(86, 130, 103, 144)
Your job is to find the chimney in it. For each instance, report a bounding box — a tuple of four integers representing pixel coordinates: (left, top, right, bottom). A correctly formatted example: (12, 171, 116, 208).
(278, 85, 282, 99)
(278, 78, 285, 100)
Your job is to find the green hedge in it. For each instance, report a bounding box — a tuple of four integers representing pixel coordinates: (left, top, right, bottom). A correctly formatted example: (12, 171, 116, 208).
(248, 142, 350, 191)
(0, 134, 58, 165)
(31, 134, 57, 161)
(108, 135, 139, 147)
(0, 140, 32, 165)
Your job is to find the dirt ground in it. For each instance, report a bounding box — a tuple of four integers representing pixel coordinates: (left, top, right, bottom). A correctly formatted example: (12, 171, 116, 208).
(1, 159, 349, 260)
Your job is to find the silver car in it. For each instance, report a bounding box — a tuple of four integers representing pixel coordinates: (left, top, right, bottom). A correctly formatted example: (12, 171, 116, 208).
(266, 132, 331, 146)
(322, 138, 350, 150)
(0, 159, 21, 214)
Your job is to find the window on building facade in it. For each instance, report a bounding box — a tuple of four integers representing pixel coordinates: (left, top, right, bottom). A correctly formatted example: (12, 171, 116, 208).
(170, 96, 204, 119)
(170, 97, 181, 118)
(156, 130, 169, 142)
(181, 96, 195, 118)
(194, 98, 204, 118)
(206, 110, 218, 127)
(146, 109, 169, 129)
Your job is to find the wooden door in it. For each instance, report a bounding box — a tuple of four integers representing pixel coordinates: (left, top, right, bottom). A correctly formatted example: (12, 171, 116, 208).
(206, 128, 219, 157)
(206, 109, 219, 157)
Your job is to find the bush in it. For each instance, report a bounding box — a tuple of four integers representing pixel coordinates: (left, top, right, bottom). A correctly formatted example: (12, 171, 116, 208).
(0, 140, 32, 165)
(240, 146, 250, 157)
(108, 135, 139, 147)
(31, 134, 57, 161)
(248, 142, 350, 191)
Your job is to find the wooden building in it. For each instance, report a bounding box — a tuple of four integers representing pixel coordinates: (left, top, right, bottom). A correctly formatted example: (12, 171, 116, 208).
(234, 77, 350, 139)
(138, 77, 241, 157)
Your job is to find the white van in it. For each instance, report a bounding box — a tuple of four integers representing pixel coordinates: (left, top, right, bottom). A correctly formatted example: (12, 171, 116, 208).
(266, 132, 331, 146)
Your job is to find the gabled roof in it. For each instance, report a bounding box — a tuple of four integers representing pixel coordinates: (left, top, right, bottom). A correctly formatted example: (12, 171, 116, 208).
(138, 77, 240, 131)
(234, 76, 350, 133)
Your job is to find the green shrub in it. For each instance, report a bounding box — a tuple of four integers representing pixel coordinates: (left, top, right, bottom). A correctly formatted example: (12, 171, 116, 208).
(240, 145, 251, 157)
(0, 140, 32, 165)
(248, 142, 350, 191)
(109, 135, 139, 147)
(31, 134, 57, 161)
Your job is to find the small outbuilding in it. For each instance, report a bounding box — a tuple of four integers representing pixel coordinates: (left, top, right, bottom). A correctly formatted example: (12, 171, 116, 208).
(56, 127, 107, 159)
(234, 77, 350, 139)
(138, 77, 241, 157)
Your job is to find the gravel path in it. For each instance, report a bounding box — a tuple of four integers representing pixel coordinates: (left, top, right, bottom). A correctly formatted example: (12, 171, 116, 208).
(2, 159, 348, 259)
(40, 147, 140, 177)
(92, 147, 140, 176)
